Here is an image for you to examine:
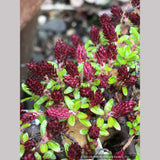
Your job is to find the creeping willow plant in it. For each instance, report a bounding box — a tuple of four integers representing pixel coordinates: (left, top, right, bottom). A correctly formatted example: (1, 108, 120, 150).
(20, 0, 140, 159)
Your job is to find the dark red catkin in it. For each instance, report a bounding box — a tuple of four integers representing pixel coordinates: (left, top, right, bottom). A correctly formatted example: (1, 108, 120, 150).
(90, 25, 100, 45)
(51, 89, 64, 105)
(111, 101, 136, 118)
(68, 142, 82, 160)
(131, 0, 140, 9)
(24, 140, 36, 151)
(46, 107, 72, 120)
(76, 44, 87, 64)
(55, 40, 68, 64)
(100, 13, 118, 42)
(95, 45, 107, 65)
(71, 34, 83, 48)
(21, 112, 39, 125)
(88, 125, 100, 139)
(65, 61, 79, 77)
(63, 76, 79, 88)
(26, 78, 45, 96)
(83, 61, 96, 82)
(129, 12, 140, 26)
(111, 5, 123, 21)
(106, 44, 117, 60)
(113, 150, 125, 160)
(23, 152, 36, 160)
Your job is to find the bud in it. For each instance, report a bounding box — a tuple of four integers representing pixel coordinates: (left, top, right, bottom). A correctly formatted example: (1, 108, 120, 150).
(21, 112, 39, 125)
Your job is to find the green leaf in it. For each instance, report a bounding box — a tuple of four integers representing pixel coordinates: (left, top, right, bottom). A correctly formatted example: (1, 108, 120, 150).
(61, 159, 68, 160)
(34, 152, 42, 160)
(100, 129, 110, 136)
(81, 103, 89, 108)
(73, 100, 81, 112)
(115, 24, 121, 35)
(45, 100, 54, 108)
(91, 62, 101, 71)
(64, 87, 74, 94)
(101, 124, 109, 129)
(108, 117, 114, 128)
(91, 86, 98, 92)
(128, 51, 138, 58)
(87, 134, 94, 142)
(76, 112, 88, 119)
(21, 123, 31, 129)
(81, 97, 89, 104)
(135, 125, 140, 131)
(86, 46, 95, 51)
(68, 115, 75, 126)
(93, 79, 100, 86)
(90, 144, 95, 150)
(57, 69, 67, 78)
(126, 121, 133, 128)
(34, 95, 48, 111)
(64, 96, 74, 110)
(124, 46, 131, 58)
(122, 86, 128, 96)
(117, 47, 125, 57)
(136, 115, 140, 124)
(22, 133, 29, 143)
(81, 82, 90, 87)
(129, 129, 135, 135)
(118, 35, 129, 43)
(46, 79, 57, 89)
(21, 83, 34, 96)
(96, 117, 104, 128)
(90, 106, 104, 115)
(80, 128, 88, 135)
(20, 120, 22, 125)
(130, 27, 140, 43)
(78, 62, 84, 73)
(43, 150, 56, 159)
(40, 119, 47, 136)
(48, 140, 60, 152)
(47, 61, 58, 68)
(104, 99, 114, 113)
(104, 151, 113, 160)
(104, 64, 112, 71)
(74, 88, 80, 99)
(79, 119, 91, 127)
(85, 40, 93, 50)
(21, 97, 33, 103)
(51, 84, 61, 91)
(40, 144, 48, 153)
(20, 145, 25, 158)
(38, 115, 46, 124)
(108, 76, 116, 84)
(64, 142, 69, 154)
(112, 118, 121, 131)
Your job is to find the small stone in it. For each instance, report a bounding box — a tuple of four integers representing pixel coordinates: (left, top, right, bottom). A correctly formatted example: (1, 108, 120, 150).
(39, 18, 66, 33)
(66, 28, 76, 37)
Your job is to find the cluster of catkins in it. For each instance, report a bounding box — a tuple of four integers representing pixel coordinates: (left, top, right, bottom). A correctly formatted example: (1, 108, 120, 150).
(20, 0, 140, 159)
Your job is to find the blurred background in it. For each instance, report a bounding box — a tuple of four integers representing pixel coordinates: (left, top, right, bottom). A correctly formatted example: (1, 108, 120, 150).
(20, 0, 134, 98)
